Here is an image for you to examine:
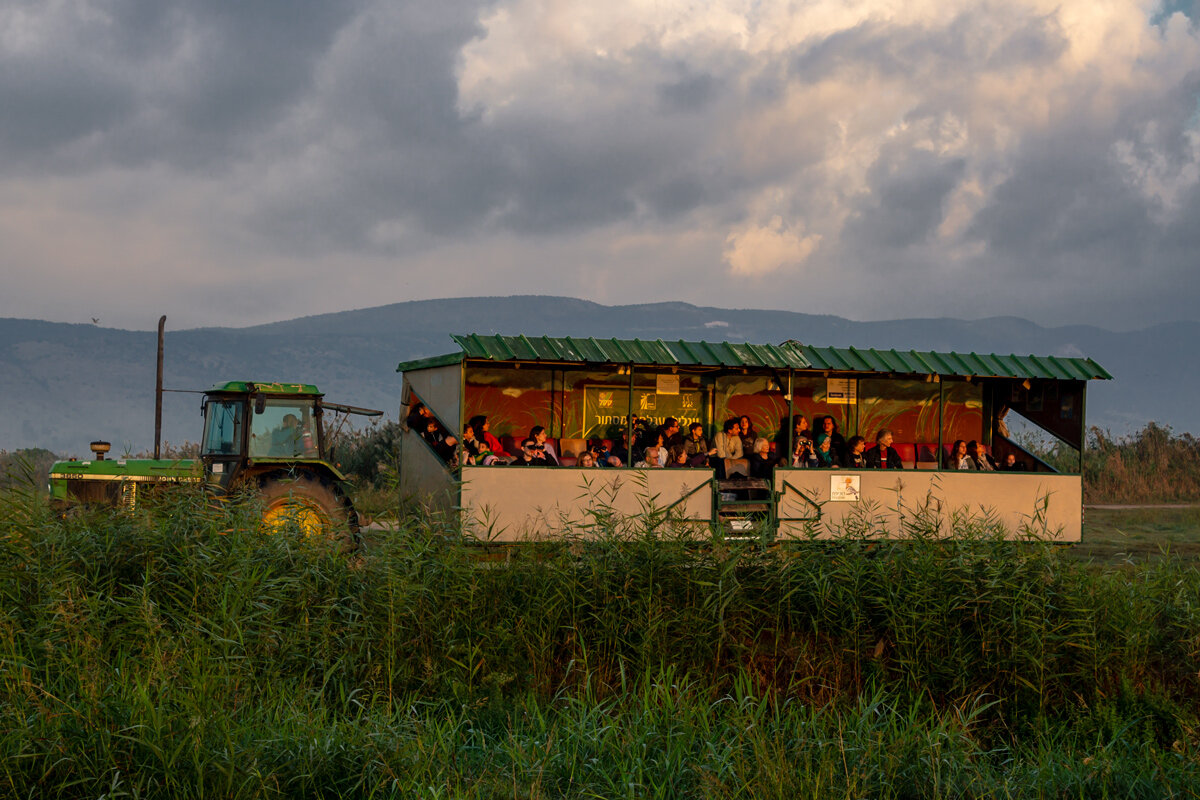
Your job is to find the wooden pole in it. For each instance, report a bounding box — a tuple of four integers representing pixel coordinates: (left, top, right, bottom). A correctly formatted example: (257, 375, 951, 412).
(154, 315, 165, 459)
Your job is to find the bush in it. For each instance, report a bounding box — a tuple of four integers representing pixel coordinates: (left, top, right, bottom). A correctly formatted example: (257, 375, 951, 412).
(328, 419, 403, 488)
(1083, 423, 1200, 503)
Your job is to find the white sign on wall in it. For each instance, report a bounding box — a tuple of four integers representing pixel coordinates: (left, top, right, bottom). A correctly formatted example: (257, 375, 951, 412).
(826, 378, 857, 405)
(830, 474, 861, 502)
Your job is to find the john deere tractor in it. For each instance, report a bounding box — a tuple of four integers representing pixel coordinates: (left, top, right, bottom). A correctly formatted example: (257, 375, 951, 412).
(49, 381, 381, 543)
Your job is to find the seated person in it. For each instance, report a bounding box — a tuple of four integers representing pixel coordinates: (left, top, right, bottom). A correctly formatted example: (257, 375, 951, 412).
(683, 423, 717, 467)
(738, 415, 760, 454)
(714, 418, 747, 478)
(512, 437, 556, 466)
(748, 437, 775, 479)
(844, 435, 867, 468)
(269, 413, 305, 456)
(865, 429, 903, 469)
(627, 415, 651, 451)
(577, 451, 597, 468)
(657, 417, 684, 450)
(667, 445, 690, 468)
(950, 440, 973, 470)
(420, 417, 458, 464)
(792, 436, 819, 468)
(530, 426, 558, 461)
(608, 431, 631, 467)
(714, 418, 743, 460)
(817, 416, 848, 464)
(1000, 452, 1028, 471)
(588, 440, 622, 467)
(813, 434, 838, 468)
(648, 433, 669, 466)
(468, 415, 513, 461)
(778, 414, 811, 453)
(635, 444, 665, 468)
(461, 423, 499, 465)
(405, 401, 431, 431)
(968, 440, 996, 471)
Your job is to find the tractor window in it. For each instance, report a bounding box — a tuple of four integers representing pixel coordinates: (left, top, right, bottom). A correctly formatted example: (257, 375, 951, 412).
(249, 399, 319, 459)
(202, 400, 245, 455)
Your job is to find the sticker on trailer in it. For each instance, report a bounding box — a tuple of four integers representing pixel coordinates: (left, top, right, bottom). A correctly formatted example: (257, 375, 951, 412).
(826, 378, 857, 405)
(830, 475, 860, 502)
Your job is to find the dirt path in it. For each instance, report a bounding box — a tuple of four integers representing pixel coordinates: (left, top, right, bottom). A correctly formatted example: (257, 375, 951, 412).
(1085, 504, 1200, 510)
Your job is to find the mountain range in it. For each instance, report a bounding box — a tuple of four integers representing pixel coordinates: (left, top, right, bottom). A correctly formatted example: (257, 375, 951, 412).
(2, 296, 1194, 455)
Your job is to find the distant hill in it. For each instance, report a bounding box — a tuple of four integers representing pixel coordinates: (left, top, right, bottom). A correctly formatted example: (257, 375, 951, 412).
(1, 297, 1194, 455)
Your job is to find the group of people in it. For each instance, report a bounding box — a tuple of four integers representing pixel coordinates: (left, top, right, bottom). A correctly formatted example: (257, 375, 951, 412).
(410, 400, 1026, 474)
(948, 440, 1025, 471)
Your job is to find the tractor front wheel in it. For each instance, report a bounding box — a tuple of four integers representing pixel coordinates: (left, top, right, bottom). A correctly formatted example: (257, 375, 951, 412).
(258, 472, 357, 548)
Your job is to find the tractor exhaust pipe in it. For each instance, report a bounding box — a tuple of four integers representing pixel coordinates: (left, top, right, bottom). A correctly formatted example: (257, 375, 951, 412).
(154, 315, 165, 459)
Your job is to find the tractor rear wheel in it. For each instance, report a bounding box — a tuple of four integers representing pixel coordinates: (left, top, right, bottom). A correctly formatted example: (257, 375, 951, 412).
(258, 472, 358, 549)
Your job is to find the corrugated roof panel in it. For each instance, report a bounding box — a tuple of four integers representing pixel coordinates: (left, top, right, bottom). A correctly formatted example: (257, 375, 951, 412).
(806, 346, 831, 369)
(1008, 354, 1038, 377)
(973, 352, 1006, 376)
(745, 343, 772, 367)
(425, 335, 1109, 379)
(697, 341, 723, 365)
(541, 336, 569, 361)
(900, 350, 932, 373)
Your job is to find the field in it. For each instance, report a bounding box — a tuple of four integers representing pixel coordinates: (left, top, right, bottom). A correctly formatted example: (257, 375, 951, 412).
(1078, 505, 1200, 562)
(1, 483, 1199, 799)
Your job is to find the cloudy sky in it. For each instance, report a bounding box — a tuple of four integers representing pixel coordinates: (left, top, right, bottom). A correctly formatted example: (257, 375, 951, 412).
(2, 0, 1198, 331)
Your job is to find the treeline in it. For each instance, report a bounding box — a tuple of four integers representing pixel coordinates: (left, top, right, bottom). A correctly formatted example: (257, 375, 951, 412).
(1082, 423, 1200, 503)
(0, 490, 1197, 796)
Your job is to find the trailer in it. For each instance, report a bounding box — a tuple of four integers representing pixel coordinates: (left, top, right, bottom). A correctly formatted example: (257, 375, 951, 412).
(396, 334, 1111, 542)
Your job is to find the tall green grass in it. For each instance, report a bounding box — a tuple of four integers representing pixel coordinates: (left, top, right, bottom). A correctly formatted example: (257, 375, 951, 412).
(1, 485, 1198, 797)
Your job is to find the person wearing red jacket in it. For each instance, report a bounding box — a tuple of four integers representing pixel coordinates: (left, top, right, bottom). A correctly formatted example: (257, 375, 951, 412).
(468, 415, 513, 461)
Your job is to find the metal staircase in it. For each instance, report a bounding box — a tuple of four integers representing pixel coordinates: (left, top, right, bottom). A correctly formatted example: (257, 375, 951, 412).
(714, 478, 774, 535)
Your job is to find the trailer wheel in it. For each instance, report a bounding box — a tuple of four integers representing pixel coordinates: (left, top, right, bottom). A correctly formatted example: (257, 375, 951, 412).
(258, 473, 357, 548)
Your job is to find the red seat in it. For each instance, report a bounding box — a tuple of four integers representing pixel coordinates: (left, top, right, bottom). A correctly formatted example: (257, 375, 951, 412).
(499, 434, 519, 456)
(894, 443, 916, 462)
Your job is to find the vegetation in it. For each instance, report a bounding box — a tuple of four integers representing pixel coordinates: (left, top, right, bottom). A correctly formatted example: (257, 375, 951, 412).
(0, 447, 58, 490)
(1083, 423, 1200, 504)
(1, 484, 1198, 797)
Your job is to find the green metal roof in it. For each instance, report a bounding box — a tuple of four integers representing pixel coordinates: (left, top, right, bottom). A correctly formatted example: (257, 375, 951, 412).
(450, 334, 812, 369)
(800, 346, 1112, 381)
(395, 334, 1112, 381)
(207, 381, 323, 395)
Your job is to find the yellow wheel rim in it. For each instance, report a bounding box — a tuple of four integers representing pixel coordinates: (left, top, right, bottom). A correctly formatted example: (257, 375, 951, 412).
(262, 499, 328, 537)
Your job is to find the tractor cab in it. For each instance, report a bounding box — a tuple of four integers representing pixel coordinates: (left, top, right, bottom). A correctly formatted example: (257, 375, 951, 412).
(200, 382, 327, 488)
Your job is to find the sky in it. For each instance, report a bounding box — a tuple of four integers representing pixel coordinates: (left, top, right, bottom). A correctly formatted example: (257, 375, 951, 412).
(1, 0, 1198, 332)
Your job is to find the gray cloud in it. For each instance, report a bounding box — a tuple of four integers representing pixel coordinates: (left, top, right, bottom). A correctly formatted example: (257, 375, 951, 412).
(846, 150, 967, 249)
(0, 0, 365, 172)
(1, 0, 1198, 331)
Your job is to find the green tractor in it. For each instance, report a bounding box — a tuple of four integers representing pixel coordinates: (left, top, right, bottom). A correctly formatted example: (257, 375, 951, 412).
(49, 381, 381, 543)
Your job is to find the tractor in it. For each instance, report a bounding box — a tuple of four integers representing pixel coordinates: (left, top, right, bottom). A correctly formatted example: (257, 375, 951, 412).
(49, 380, 381, 543)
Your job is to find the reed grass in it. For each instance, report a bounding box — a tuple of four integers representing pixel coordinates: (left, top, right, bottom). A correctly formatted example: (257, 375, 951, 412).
(1, 484, 1198, 797)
